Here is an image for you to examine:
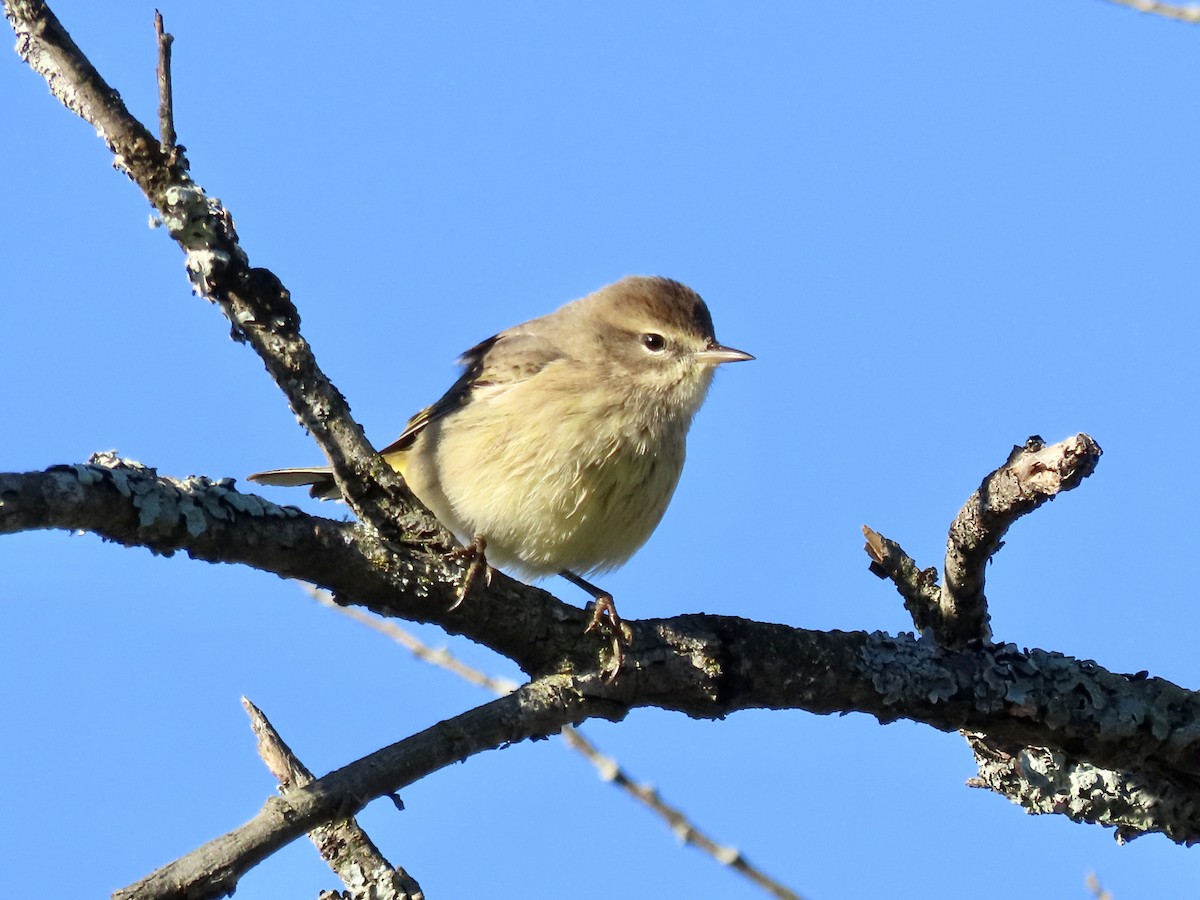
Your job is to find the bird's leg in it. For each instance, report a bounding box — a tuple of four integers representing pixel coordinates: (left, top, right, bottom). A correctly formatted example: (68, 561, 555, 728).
(446, 534, 491, 610)
(560, 569, 630, 681)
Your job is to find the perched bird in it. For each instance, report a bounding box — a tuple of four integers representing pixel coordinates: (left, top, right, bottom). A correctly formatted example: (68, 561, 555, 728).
(248, 275, 752, 673)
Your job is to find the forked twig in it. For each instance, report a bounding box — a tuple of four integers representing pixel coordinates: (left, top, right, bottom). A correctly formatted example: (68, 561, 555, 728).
(243, 697, 425, 900)
(866, 434, 1102, 646)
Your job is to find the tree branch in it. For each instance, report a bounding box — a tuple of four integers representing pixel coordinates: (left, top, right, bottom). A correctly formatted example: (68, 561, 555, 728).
(117, 629, 1200, 900)
(153, 10, 178, 165)
(116, 675, 605, 900)
(940, 434, 1101, 644)
(242, 697, 425, 900)
(862, 526, 941, 632)
(6, 454, 1200, 816)
(867, 434, 1102, 647)
(318, 593, 805, 900)
(966, 734, 1200, 846)
(864, 434, 1188, 842)
(3, 0, 453, 562)
(0, 454, 584, 671)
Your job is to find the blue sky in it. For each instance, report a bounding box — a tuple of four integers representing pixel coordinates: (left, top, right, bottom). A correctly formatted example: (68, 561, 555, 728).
(3, 2, 1198, 898)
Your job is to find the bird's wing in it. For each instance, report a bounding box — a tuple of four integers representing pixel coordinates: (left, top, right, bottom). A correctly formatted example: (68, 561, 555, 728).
(378, 330, 564, 457)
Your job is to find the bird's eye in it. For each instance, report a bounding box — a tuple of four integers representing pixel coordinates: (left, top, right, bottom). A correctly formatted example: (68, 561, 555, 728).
(640, 333, 667, 353)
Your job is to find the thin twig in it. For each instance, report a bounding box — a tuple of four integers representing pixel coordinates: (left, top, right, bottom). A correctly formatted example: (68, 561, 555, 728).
(153, 10, 176, 162)
(243, 697, 425, 900)
(310, 588, 805, 900)
(1086, 871, 1115, 900)
(862, 525, 941, 633)
(309, 587, 521, 695)
(1102, 0, 1200, 23)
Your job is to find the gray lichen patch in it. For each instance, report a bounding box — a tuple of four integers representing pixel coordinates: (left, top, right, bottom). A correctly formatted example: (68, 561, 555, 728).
(71, 452, 302, 543)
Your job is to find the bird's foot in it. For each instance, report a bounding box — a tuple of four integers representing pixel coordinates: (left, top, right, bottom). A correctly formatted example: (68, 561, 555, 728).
(447, 534, 491, 610)
(560, 570, 630, 681)
(584, 594, 631, 682)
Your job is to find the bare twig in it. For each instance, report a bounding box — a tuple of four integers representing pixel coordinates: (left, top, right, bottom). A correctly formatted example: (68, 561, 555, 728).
(1101, 0, 1200, 23)
(153, 10, 176, 162)
(867, 435, 1102, 648)
(558, 726, 803, 900)
(310, 588, 805, 900)
(862, 525, 941, 633)
(243, 697, 425, 900)
(1086, 871, 1114, 899)
(309, 587, 522, 694)
(116, 675, 601, 900)
(939, 434, 1101, 646)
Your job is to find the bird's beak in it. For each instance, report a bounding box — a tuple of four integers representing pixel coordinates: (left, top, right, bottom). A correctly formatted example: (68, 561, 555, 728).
(696, 340, 754, 365)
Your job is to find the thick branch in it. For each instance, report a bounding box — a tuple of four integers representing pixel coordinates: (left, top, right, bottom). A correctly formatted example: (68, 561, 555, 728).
(0, 455, 580, 670)
(120, 631, 1200, 900)
(7, 454, 1200, 815)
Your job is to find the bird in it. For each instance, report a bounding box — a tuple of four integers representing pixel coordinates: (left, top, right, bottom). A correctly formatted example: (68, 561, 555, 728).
(248, 275, 752, 675)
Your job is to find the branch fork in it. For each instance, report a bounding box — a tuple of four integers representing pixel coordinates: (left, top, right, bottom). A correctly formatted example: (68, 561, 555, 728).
(865, 433, 1103, 648)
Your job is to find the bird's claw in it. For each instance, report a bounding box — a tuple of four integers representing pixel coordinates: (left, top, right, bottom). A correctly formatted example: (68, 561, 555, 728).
(447, 534, 491, 610)
(585, 595, 630, 682)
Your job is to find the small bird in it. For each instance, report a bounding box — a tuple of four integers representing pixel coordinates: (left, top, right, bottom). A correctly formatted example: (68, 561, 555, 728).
(248, 275, 752, 674)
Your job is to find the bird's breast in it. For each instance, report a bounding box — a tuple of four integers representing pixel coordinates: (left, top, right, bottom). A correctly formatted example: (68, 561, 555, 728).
(410, 396, 688, 579)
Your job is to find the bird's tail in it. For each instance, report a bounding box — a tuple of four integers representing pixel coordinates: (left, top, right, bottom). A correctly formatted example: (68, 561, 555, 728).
(245, 466, 342, 500)
(247, 450, 409, 501)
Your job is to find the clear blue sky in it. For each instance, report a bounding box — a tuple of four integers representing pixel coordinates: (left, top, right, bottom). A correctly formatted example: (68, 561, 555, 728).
(3, 2, 1197, 898)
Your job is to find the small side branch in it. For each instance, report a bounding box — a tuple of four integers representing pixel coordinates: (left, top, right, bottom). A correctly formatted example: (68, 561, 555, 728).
(867, 434, 1102, 647)
(862, 526, 941, 633)
(4, 0, 170, 181)
(116, 675, 599, 900)
(559, 726, 804, 900)
(940, 434, 1101, 646)
(243, 697, 425, 900)
(153, 11, 177, 164)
